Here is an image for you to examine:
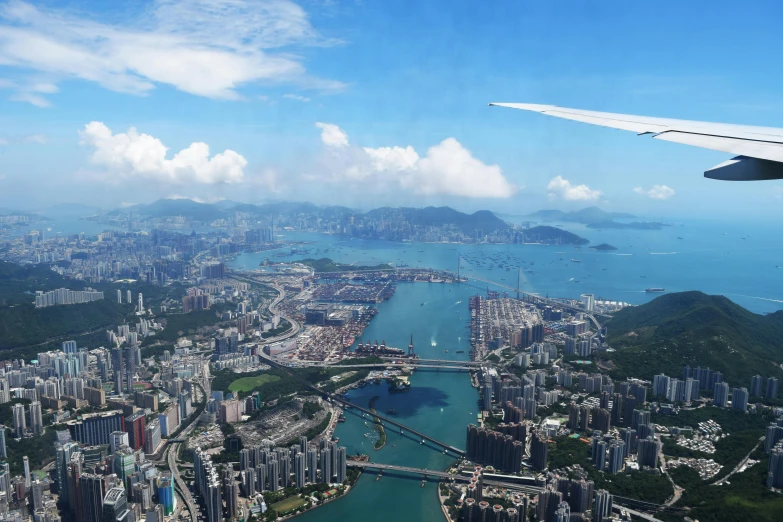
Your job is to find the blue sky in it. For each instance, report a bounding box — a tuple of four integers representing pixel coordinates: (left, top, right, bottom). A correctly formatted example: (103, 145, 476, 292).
(1, 0, 783, 219)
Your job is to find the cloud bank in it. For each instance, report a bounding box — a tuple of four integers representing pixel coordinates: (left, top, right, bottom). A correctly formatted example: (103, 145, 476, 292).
(547, 176, 601, 201)
(634, 185, 675, 199)
(0, 0, 344, 105)
(313, 123, 516, 199)
(79, 121, 246, 185)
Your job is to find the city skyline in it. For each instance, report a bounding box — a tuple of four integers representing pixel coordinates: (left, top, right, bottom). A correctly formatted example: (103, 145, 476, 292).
(0, 1, 782, 216)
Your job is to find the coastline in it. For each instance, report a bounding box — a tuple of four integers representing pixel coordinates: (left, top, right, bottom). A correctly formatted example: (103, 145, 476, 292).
(275, 474, 362, 521)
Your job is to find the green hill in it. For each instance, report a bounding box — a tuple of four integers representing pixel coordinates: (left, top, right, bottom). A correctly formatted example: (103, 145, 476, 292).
(605, 291, 783, 385)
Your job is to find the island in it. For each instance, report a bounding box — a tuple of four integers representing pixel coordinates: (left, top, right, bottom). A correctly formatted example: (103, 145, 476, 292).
(298, 258, 393, 272)
(589, 243, 618, 251)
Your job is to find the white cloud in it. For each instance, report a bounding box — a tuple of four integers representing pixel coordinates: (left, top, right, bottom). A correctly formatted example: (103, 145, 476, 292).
(79, 121, 247, 185)
(547, 176, 601, 201)
(313, 123, 516, 199)
(0, 0, 345, 105)
(316, 122, 349, 148)
(634, 184, 675, 199)
(24, 133, 47, 144)
(283, 93, 310, 102)
(0, 76, 58, 107)
(0, 138, 7, 145)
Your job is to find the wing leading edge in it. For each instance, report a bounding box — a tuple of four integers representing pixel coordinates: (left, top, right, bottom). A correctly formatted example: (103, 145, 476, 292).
(488, 102, 783, 180)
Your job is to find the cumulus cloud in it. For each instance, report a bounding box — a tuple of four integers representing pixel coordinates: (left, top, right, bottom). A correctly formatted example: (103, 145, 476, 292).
(0, 0, 345, 105)
(283, 94, 310, 102)
(634, 185, 675, 199)
(316, 122, 349, 148)
(547, 176, 601, 201)
(313, 123, 516, 199)
(79, 121, 246, 185)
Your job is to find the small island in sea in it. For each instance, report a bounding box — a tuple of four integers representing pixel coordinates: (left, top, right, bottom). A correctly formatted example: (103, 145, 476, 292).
(589, 243, 618, 251)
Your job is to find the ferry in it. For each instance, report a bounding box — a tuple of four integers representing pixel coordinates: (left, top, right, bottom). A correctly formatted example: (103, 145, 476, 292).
(571, 259, 582, 263)
(645, 288, 666, 293)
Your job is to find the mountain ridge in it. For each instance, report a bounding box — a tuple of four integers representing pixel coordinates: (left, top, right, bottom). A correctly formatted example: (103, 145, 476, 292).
(605, 291, 783, 384)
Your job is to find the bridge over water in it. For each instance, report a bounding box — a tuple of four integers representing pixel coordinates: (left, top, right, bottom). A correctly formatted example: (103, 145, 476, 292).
(263, 356, 466, 456)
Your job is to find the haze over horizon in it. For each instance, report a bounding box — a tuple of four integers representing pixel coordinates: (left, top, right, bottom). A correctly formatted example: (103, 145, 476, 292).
(1, 0, 783, 218)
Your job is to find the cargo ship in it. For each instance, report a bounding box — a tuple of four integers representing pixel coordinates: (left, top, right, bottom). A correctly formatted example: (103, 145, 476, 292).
(645, 288, 666, 293)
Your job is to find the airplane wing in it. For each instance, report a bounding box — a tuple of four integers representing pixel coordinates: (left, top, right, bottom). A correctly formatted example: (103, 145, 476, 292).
(488, 102, 783, 180)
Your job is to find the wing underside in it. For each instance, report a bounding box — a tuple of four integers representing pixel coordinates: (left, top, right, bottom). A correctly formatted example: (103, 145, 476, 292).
(489, 102, 783, 180)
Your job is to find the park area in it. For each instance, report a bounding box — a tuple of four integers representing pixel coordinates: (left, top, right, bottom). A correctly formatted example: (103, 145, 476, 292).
(271, 495, 306, 514)
(228, 374, 281, 393)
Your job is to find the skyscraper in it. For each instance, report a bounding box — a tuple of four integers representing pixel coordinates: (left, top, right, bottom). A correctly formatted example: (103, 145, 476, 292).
(531, 431, 548, 471)
(80, 473, 107, 522)
(320, 447, 332, 484)
(0, 429, 6, 459)
(294, 453, 306, 488)
(111, 348, 124, 394)
(713, 382, 730, 408)
(637, 436, 660, 468)
(767, 377, 779, 400)
(23, 456, 30, 488)
(29, 401, 43, 435)
(102, 487, 129, 522)
(11, 403, 25, 437)
(593, 489, 613, 522)
(335, 446, 347, 483)
(137, 292, 144, 311)
(607, 440, 625, 474)
(751, 375, 764, 397)
(732, 387, 749, 412)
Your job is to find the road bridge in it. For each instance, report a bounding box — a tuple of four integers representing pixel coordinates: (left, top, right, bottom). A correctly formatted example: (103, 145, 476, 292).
(263, 356, 466, 456)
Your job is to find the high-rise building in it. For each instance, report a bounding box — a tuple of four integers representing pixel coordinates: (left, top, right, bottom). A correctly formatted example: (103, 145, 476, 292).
(125, 412, 146, 450)
(307, 447, 318, 483)
(11, 403, 25, 437)
(110, 431, 129, 453)
(80, 473, 106, 522)
(0, 429, 5, 459)
(732, 387, 749, 412)
(607, 440, 625, 474)
(555, 501, 571, 522)
(111, 348, 124, 395)
(137, 293, 144, 311)
(637, 436, 660, 468)
(29, 401, 43, 435)
(146, 505, 166, 522)
(62, 340, 78, 355)
(335, 446, 347, 483)
(294, 453, 306, 488)
(132, 482, 153, 512)
(68, 411, 125, 446)
(593, 489, 613, 522)
(531, 431, 548, 471)
(23, 456, 31, 488)
(102, 487, 129, 522)
(713, 382, 730, 408)
(751, 375, 764, 397)
(156, 473, 175, 515)
(117, 289, 122, 304)
(765, 424, 783, 453)
(320, 448, 332, 484)
(767, 377, 779, 400)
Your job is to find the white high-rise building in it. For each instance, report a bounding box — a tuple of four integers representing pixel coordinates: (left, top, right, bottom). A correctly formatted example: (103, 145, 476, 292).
(580, 293, 595, 312)
(138, 293, 144, 311)
(126, 290, 132, 305)
(117, 290, 122, 304)
(23, 456, 30, 488)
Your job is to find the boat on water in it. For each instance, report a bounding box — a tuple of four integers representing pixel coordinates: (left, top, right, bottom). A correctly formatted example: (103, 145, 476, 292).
(571, 259, 581, 263)
(444, 349, 449, 353)
(386, 408, 398, 415)
(456, 350, 465, 354)
(646, 287, 666, 293)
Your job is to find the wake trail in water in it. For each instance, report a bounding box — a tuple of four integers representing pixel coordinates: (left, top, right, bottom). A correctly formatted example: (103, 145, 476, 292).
(649, 252, 678, 255)
(728, 293, 783, 304)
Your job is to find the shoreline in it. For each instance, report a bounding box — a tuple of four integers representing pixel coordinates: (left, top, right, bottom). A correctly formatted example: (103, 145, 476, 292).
(275, 473, 362, 521)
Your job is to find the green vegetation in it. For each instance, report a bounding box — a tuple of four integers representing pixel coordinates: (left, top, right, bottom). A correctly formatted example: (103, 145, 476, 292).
(605, 291, 783, 384)
(548, 436, 673, 504)
(5, 427, 58, 475)
(228, 374, 281, 394)
(298, 258, 393, 272)
(213, 365, 370, 401)
(0, 261, 83, 306)
(368, 396, 386, 450)
(655, 406, 770, 481)
(302, 401, 323, 420)
(524, 226, 589, 245)
(0, 300, 133, 349)
(157, 309, 226, 341)
(485, 354, 500, 364)
(271, 496, 306, 513)
(665, 453, 783, 522)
